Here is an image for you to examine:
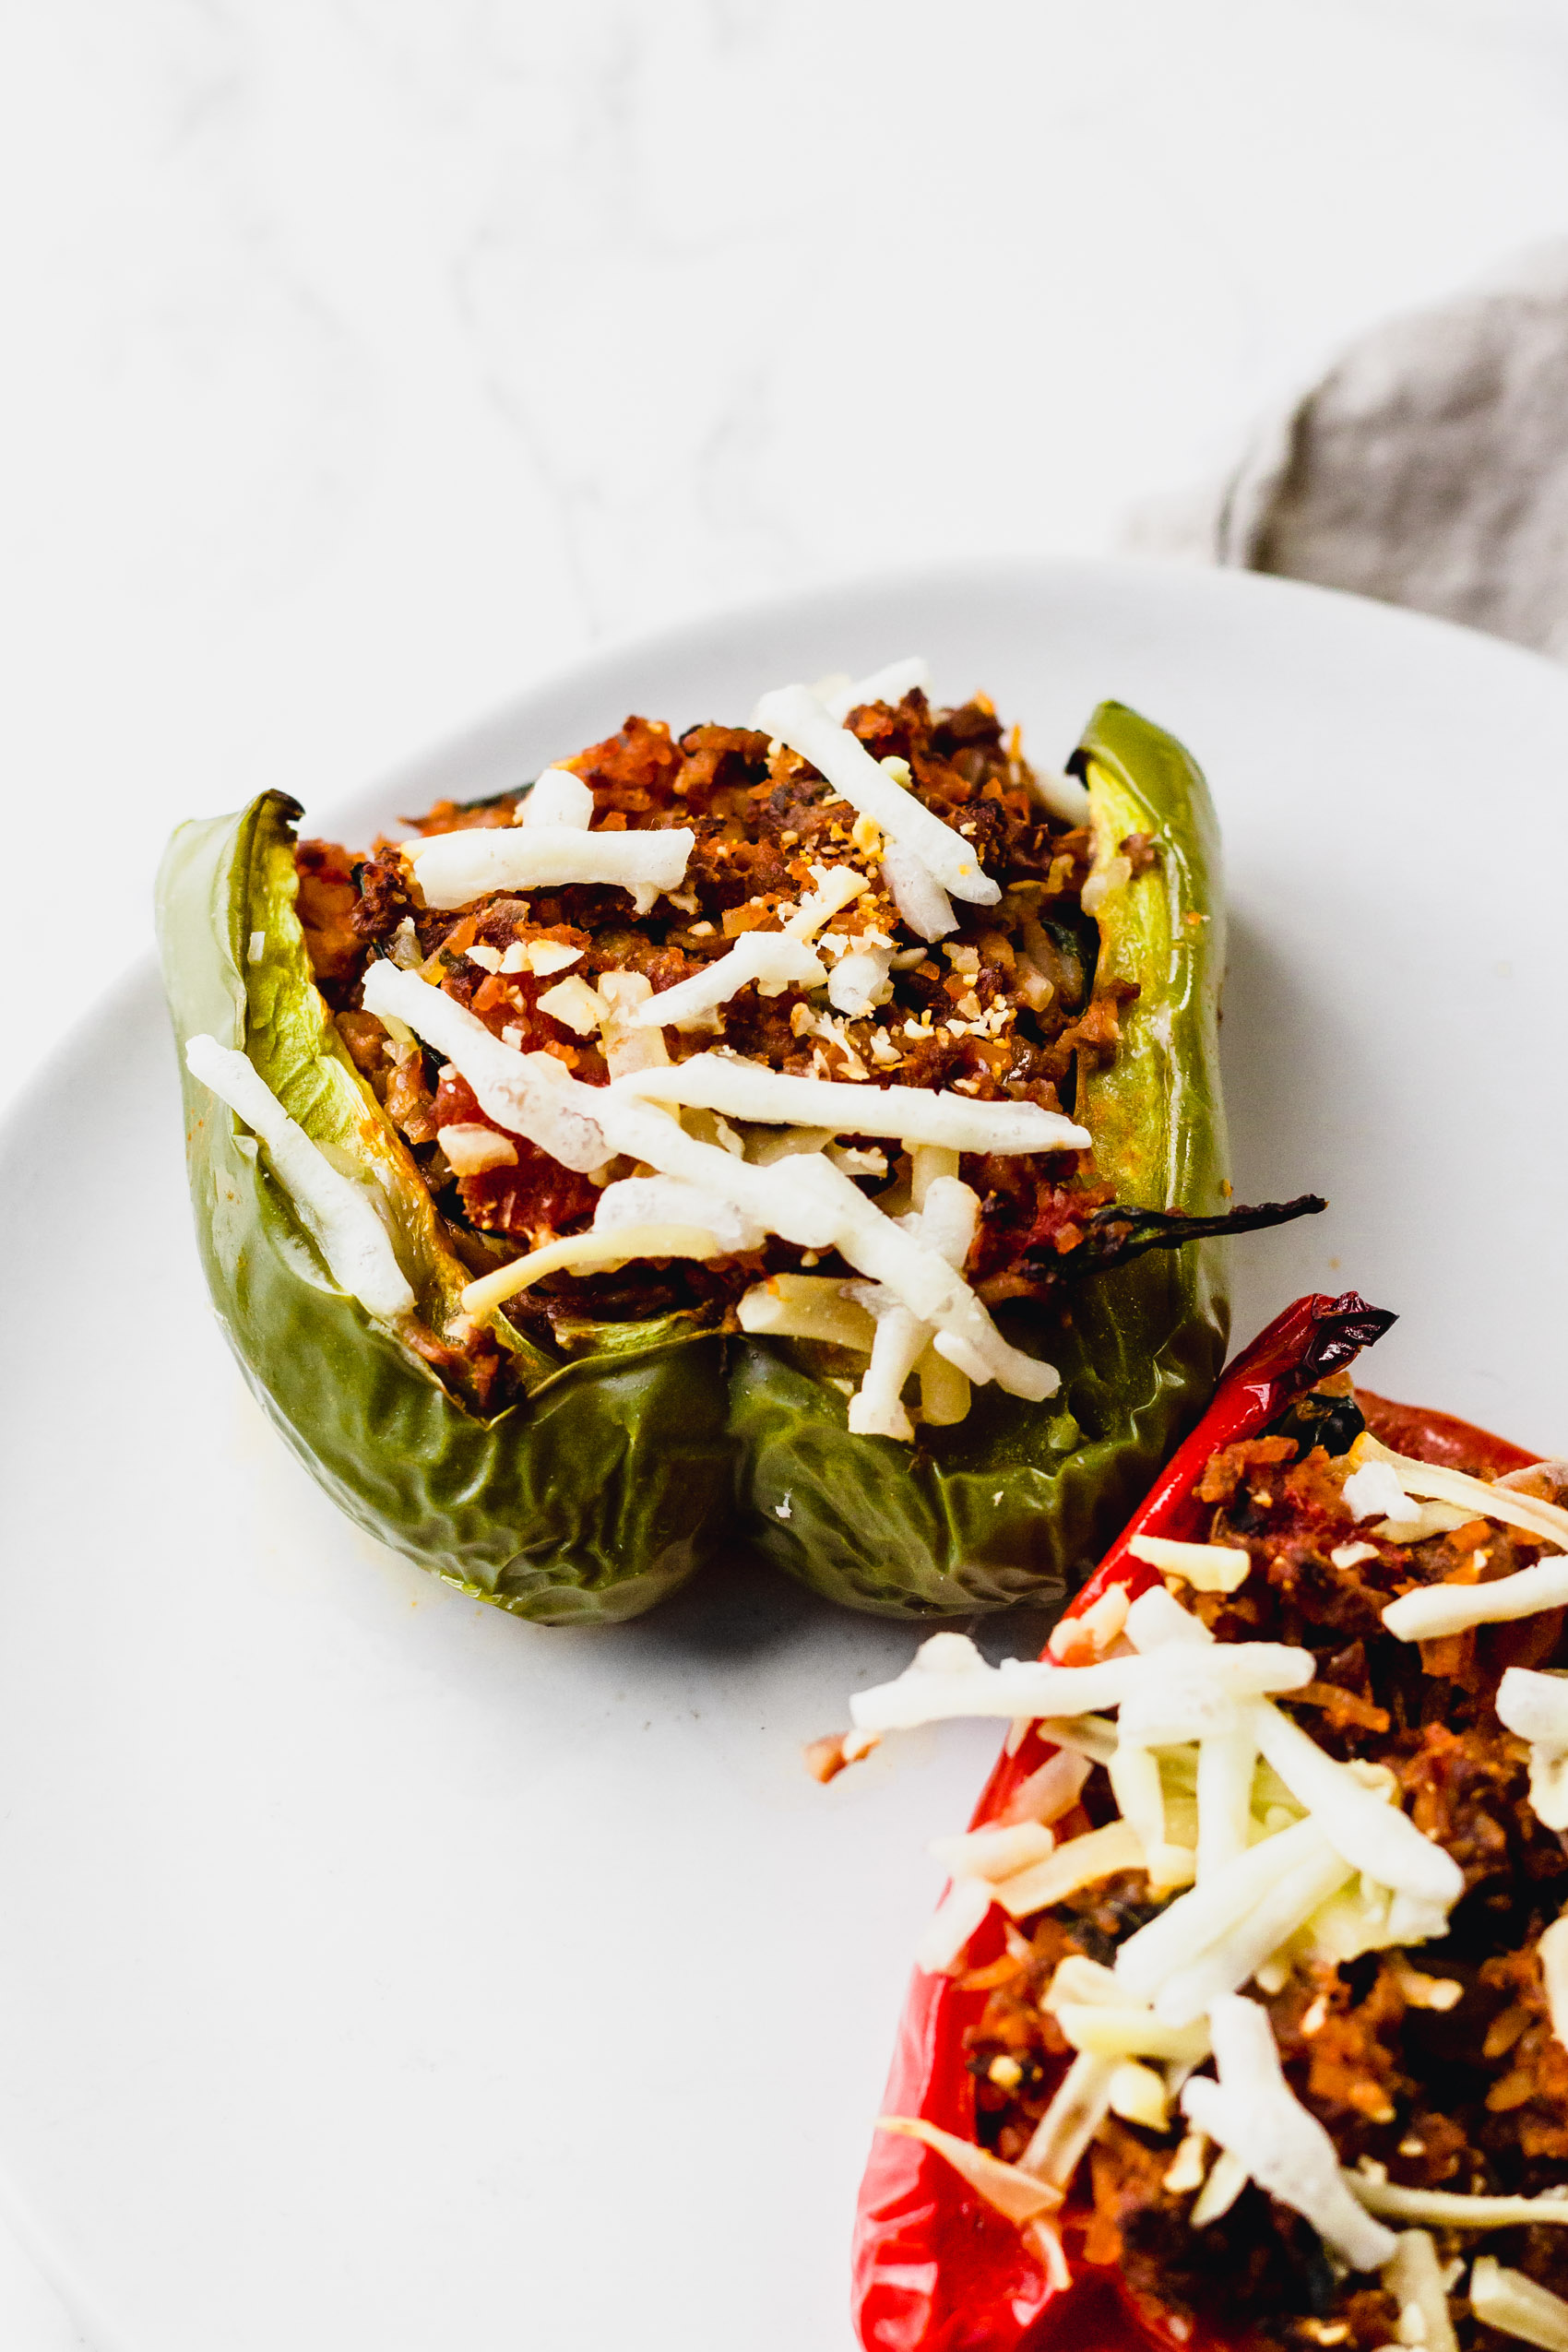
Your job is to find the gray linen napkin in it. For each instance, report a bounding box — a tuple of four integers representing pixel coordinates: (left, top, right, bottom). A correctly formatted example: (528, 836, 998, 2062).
(1135, 244, 1568, 659)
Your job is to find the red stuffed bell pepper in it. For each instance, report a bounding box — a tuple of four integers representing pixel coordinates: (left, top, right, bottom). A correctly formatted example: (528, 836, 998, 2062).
(850, 1293, 1567, 2352)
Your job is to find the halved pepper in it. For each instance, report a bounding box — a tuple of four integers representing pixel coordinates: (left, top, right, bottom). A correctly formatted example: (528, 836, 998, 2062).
(157, 701, 1255, 1623)
(849, 1290, 1535, 2352)
(157, 789, 735, 1623)
(730, 701, 1235, 1616)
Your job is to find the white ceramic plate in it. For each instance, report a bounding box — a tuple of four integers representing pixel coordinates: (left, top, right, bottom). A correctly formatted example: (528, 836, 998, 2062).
(4, 560, 1567, 2352)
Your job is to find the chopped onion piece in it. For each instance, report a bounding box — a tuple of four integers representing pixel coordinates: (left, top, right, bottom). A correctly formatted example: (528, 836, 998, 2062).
(1470, 2258, 1568, 2352)
(828, 942, 895, 1017)
(436, 1123, 518, 1176)
(876, 2116, 1063, 2225)
(753, 683, 1001, 906)
(1180, 1996, 1397, 2272)
(536, 973, 607, 1035)
(184, 1036, 415, 1322)
(518, 767, 595, 827)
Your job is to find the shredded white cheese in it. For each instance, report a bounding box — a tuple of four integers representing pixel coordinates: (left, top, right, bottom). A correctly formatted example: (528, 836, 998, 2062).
(362, 967, 1051, 1399)
(184, 1035, 416, 1322)
(735, 1274, 875, 1352)
(1189, 2147, 1249, 2227)
(819, 656, 932, 721)
(404, 823, 694, 915)
(460, 1223, 726, 1313)
(592, 1175, 765, 1255)
(999, 1746, 1093, 1828)
(630, 933, 826, 1030)
(1126, 1534, 1252, 1593)
(1348, 2174, 1568, 2230)
(1355, 1433, 1568, 1553)
(1154, 1830, 1353, 2024)
(1020, 2051, 1121, 2190)
(848, 1631, 1313, 1735)
(1028, 766, 1092, 826)
(1253, 1701, 1464, 1915)
(1051, 2003, 1210, 2064)
(1383, 2229, 1460, 2352)
(362, 963, 614, 1172)
(929, 1822, 1056, 1882)
(1114, 1816, 1343, 2005)
(991, 1819, 1153, 1918)
(1542, 1915, 1568, 2052)
(518, 767, 594, 828)
(1470, 2257, 1568, 2352)
(914, 1873, 994, 1974)
(1180, 1996, 1398, 2272)
(613, 1053, 1091, 1154)
(752, 683, 1002, 906)
(1384, 1558, 1568, 1645)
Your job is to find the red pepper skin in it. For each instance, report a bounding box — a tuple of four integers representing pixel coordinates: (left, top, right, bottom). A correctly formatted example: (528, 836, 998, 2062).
(851, 1292, 1538, 2352)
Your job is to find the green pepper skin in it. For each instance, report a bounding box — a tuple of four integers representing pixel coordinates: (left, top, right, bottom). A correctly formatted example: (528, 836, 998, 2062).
(156, 791, 733, 1624)
(157, 699, 1227, 1625)
(727, 700, 1230, 1616)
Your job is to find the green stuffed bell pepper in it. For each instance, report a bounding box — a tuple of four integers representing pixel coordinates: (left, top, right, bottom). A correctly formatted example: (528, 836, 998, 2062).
(157, 790, 734, 1623)
(157, 677, 1316, 1624)
(729, 700, 1257, 1614)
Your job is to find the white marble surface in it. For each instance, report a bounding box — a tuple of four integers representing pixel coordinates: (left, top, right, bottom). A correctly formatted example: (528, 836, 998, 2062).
(6, 3, 1568, 2342)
